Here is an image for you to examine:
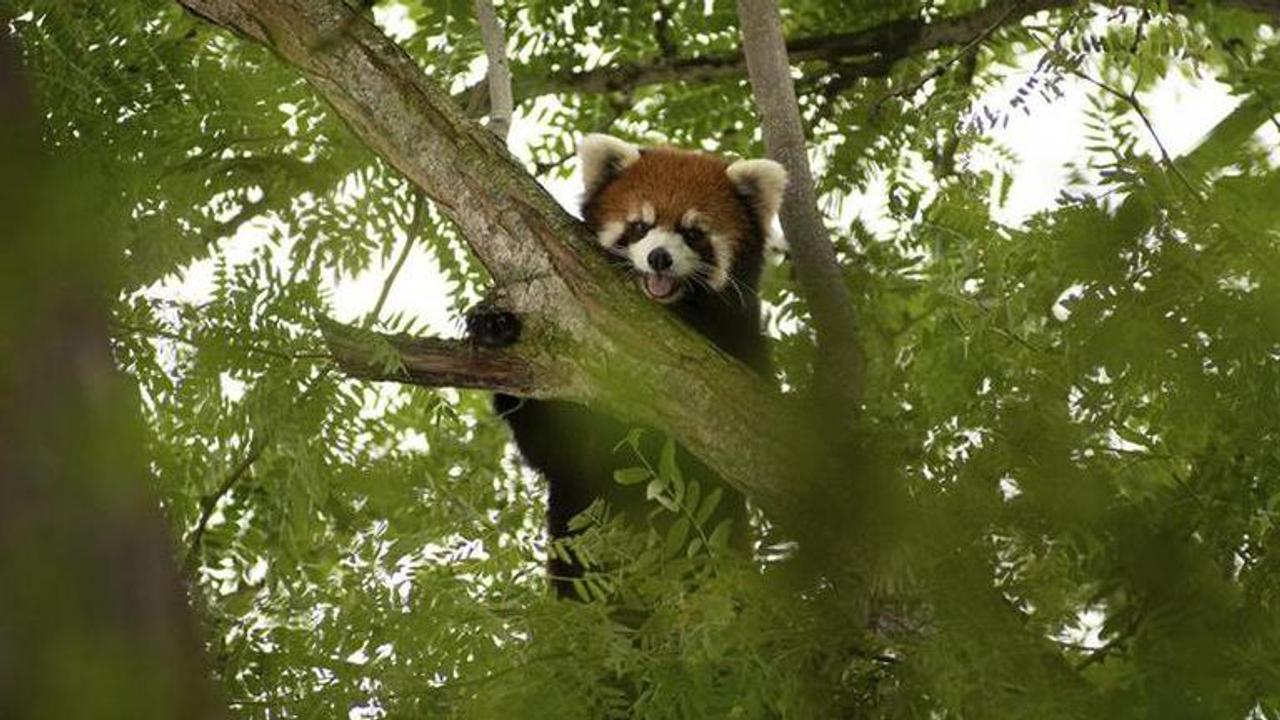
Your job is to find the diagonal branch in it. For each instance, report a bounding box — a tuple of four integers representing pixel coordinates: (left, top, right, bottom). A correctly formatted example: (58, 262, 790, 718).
(364, 191, 426, 327)
(873, 2, 1020, 112)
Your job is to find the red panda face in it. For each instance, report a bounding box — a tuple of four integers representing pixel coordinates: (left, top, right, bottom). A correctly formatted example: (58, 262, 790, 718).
(578, 135, 786, 304)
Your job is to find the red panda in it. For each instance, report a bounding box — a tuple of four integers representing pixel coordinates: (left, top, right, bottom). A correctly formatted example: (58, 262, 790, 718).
(470, 134, 786, 597)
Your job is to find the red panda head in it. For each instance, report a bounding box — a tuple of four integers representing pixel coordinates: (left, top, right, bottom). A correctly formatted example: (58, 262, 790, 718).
(578, 134, 786, 304)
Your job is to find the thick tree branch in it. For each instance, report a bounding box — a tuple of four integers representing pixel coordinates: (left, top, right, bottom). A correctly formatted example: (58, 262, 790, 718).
(176, 0, 818, 522)
(737, 0, 864, 414)
(321, 319, 548, 397)
(454, 0, 1280, 115)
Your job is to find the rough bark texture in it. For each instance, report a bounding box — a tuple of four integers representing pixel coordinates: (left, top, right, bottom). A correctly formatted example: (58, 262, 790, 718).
(737, 0, 864, 415)
(321, 318, 551, 397)
(0, 32, 228, 720)
(453, 0, 1280, 115)
(177, 0, 816, 519)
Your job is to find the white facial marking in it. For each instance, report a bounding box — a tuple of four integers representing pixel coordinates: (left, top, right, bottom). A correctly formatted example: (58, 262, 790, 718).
(596, 220, 625, 248)
(680, 208, 729, 289)
(641, 202, 656, 225)
(706, 233, 732, 290)
(628, 228, 700, 277)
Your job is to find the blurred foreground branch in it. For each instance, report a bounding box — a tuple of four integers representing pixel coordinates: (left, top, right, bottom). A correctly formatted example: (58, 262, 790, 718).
(0, 31, 227, 720)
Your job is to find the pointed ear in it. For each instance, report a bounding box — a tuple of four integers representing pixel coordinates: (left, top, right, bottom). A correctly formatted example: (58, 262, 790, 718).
(726, 159, 788, 229)
(579, 134, 641, 196)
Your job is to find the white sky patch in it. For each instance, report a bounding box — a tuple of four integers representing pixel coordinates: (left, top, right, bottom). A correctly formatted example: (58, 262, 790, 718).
(328, 242, 459, 337)
(998, 476, 1022, 501)
(1132, 73, 1241, 159)
(1056, 604, 1108, 651)
(1052, 283, 1086, 322)
(219, 371, 247, 403)
(372, 3, 417, 42)
(968, 49, 1242, 227)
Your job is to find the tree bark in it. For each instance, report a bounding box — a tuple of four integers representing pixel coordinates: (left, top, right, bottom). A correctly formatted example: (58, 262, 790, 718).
(176, 0, 820, 522)
(473, 0, 513, 140)
(737, 0, 864, 415)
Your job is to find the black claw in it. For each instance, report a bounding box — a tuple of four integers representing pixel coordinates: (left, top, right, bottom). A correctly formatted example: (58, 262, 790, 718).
(466, 308, 522, 348)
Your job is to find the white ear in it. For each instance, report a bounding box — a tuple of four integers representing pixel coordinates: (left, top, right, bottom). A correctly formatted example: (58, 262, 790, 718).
(579, 133, 641, 196)
(726, 159, 788, 227)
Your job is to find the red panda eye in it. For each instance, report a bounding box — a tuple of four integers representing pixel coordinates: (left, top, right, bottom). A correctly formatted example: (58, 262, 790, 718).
(622, 221, 650, 245)
(679, 226, 707, 247)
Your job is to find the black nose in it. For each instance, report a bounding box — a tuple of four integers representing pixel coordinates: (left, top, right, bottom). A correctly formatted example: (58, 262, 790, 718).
(647, 247, 673, 272)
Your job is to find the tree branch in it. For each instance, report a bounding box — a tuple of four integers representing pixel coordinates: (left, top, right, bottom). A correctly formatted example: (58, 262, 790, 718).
(874, 2, 1020, 112)
(473, 0, 512, 141)
(737, 0, 864, 415)
(453, 0, 1280, 116)
(320, 319, 548, 397)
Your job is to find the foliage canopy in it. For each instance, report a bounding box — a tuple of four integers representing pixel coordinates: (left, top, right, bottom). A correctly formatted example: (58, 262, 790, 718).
(6, 0, 1280, 717)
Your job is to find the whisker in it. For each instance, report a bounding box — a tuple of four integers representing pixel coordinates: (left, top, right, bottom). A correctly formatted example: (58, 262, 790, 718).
(693, 260, 757, 308)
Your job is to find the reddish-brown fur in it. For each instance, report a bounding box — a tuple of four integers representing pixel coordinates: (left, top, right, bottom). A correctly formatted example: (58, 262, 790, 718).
(583, 147, 758, 255)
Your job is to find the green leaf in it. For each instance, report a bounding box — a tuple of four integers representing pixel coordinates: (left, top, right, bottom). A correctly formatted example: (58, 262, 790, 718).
(664, 517, 691, 560)
(695, 487, 723, 526)
(614, 467, 651, 486)
(708, 518, 734, 550)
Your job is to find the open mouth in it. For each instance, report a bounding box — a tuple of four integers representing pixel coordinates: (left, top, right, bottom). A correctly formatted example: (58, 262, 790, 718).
(639, 273, 684, 303)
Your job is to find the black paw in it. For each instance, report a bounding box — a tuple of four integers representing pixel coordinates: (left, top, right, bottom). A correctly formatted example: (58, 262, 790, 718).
(466, 307, 522, 348)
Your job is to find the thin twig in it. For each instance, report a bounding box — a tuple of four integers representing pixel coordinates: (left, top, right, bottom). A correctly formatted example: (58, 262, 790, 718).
(182, 438, 267, 578)
(1026, 32, 1201, 200)
(873, 3, 1019, 113)
(1074, 67, 1200, 199)
(364, 192, 426, 326)
(181, 369, 334, 578)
